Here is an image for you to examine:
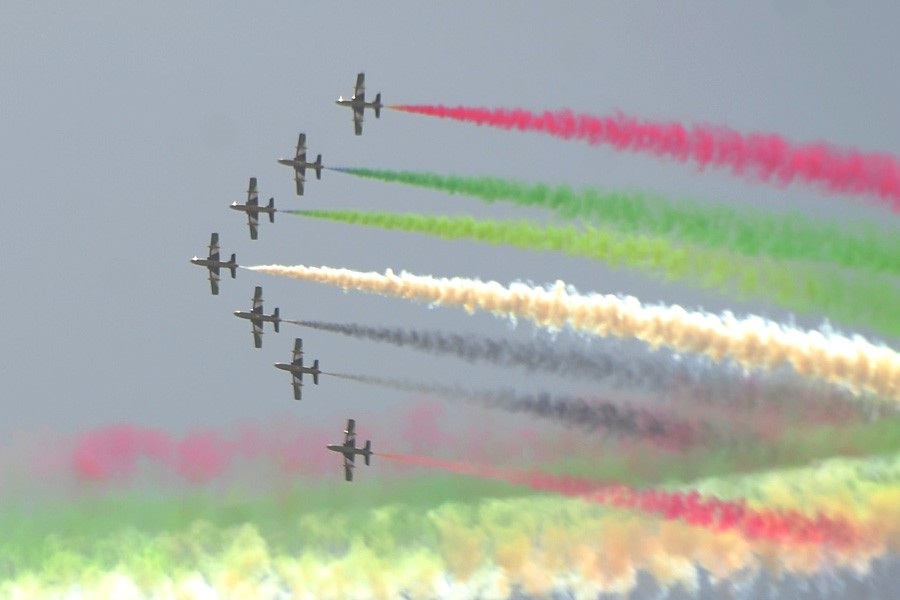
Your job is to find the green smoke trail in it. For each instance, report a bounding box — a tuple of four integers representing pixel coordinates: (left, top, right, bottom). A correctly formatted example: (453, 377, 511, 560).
(289, 209, 900, 337)
(332, 168, 900, 277)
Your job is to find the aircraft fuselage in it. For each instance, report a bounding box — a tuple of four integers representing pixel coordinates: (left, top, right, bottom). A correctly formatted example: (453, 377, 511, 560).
(234, 310, 279, 323)
(277, 158, 318, 169)
(190, 257, 234, 269)
(274, 362, 319, 375)
(326, 444, 369, 456)
(335, 97, 381, 110)
(229, 202, 276, 214)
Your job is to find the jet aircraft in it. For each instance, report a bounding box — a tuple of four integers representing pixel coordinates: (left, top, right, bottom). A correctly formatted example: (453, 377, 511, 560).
(190, 233, 237, 295)
(274, 338, 321, 400)
(335, 72, 383, 136)
(326, 419, 372, 482)
(233, 286, 281, 349)
(277, 133, 322, 196)
(230, 177, 275, 240)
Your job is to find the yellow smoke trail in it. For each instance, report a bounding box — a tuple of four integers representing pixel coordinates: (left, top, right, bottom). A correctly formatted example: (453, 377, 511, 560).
(246, 265, 900, 401)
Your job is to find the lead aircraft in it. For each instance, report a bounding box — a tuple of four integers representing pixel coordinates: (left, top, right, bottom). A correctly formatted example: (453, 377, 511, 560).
(335, 72, 383, 136)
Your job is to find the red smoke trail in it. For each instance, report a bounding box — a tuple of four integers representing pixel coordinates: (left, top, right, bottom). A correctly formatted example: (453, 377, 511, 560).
(390, 105, 900, 209)
(378, 452, 858, 547)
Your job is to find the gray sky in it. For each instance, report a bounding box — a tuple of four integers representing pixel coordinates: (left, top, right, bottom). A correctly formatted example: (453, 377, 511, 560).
(2, 2, 899, 438)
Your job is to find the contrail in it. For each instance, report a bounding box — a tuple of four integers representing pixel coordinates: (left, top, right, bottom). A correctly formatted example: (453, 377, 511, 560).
(328, 372, 702, 449)
(290, 209, 900, 337)
(246, 264, 900, 400)
(292, 319, 889, 426)
(330, 167, 900, 277)
(294, 319, 685, 391)
(330, 372, 900, 479)
(378, 452, 858, 547)
(389, 105, 900, 210)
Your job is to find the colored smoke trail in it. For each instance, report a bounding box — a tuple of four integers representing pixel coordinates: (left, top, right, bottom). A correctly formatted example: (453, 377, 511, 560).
(329, 372, 701, 449)
(333, 373, 900, 482)
(389, 105, 900, 209)
(378, 452, 858, 546)
(246, 264, 900, 400)
(331, 167, 900, 277)
(7, 483, 899, 598)
(71, 422, 332, 484)
(291, 209, 900, 336)
(294, 320, 882, 429)
(294, 319, 691, 391)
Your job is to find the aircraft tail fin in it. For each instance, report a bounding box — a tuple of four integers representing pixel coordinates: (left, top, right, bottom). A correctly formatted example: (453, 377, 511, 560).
(268, 198, 276, 222)
(364, 441, 371, 465)
(273, 308, 280, 332)
(315, 155, 322, 179)
(229, 254, 237, 278)
(312, 360, 320, 385)
(374, 94, 382, 118)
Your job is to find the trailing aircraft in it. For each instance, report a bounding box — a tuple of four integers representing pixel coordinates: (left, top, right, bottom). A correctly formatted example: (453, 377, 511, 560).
(277, 133, 322, 196)
(190, 233, 237, 295)
(233, 286, 280, 348)
(326, 418, 372, 481)
(230, 177, 275, 240)
(274, 338, 321, 400)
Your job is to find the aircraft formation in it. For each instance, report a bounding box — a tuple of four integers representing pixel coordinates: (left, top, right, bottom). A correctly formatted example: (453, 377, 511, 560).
(190, 72, 381, 481)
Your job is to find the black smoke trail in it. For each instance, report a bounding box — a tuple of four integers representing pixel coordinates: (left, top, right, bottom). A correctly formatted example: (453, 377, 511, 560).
(296, 320, 687, 391)
(327, 372, 705, 449)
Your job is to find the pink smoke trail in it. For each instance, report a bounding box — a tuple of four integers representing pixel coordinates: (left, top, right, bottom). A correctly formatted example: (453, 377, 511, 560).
(391, 105, 900, 209)
(71, 423, 332, 483)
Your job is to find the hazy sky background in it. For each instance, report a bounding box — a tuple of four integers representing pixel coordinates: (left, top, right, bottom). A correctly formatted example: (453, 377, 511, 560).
(2, 2, 899, 441)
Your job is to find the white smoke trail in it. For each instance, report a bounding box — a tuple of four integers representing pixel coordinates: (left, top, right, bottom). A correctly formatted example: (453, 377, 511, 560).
(246, 265, 900, 400)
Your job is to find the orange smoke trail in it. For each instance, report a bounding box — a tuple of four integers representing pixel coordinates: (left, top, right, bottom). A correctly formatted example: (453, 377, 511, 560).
(377, 452, 859, 548)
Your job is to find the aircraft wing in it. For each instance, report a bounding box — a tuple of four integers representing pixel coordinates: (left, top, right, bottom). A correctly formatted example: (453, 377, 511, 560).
(292, 338, 304, 363)
(247, 177, 259, 206)
(247, 212, 259, 240)
(295, 173, 305, 196)
(295, 133, 306, 158)
(209, 267, 220, 295)
(354, 72, 365, 98)
(292, 374, 303, 400)
(251, 286, 263, 312)
(252, 320, 263, 349)
(344, 455, 355, 481)
(353, 106, 364, 136)
(344, 418, 356, 446)
(208, 232, 220, 260)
